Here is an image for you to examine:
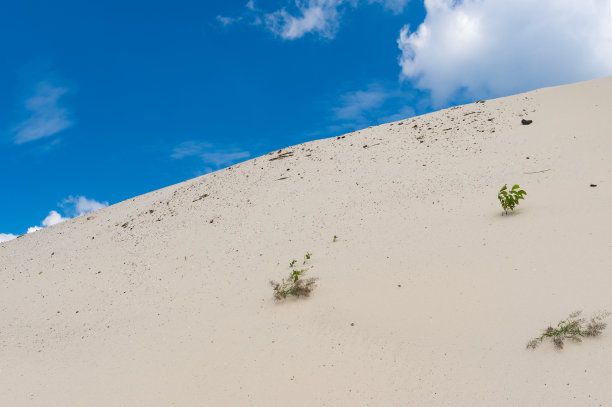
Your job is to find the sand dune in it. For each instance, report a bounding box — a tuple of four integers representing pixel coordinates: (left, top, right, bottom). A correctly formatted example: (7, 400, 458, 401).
(2, 77, 612, 406)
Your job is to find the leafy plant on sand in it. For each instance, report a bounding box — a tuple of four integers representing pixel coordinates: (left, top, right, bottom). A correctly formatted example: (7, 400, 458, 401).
(271, 253, 317, 300)
(270, 269, 317, 300)
(333, 235, 338, 242)
(498, 184, 527, 214)
(526, 310, 610, 350)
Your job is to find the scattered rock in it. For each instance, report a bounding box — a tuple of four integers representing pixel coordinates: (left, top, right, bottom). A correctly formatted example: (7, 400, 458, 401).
(590, 184, 597, 187)
(521, 119, 533, 125)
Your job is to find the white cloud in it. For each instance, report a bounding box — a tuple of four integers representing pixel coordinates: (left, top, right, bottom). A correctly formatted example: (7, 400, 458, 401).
(334, 85, 390, 121)
(329, 83, 415, 131)
(25, 196, 107, 235)
(217, 15, 241, 26)
(217, 1, 262, 28)
(13, 82, 73, 144)
(42, 210, 69, 227)
(26, 210, 68, 235)
(398, 0, 612, 106)
(265, 0, 346, 39)
(172, 141, 250, 169)
(379, 104, 415, 122)
(369, 0, 410, 14)
(171, 141, 212, 159)
(0, 233, 17, 242)
(221, 0, 411, 40)
(62, 196, 108, 216)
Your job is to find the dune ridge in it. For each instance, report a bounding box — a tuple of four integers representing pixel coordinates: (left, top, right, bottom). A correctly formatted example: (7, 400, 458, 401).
(2, 77, 612, 406)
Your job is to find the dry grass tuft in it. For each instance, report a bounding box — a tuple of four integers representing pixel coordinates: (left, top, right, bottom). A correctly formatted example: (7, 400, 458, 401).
(526, 310, 610, 350)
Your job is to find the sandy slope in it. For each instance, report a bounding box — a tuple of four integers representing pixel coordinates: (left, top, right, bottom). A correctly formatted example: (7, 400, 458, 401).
(2, 77, 612, 406)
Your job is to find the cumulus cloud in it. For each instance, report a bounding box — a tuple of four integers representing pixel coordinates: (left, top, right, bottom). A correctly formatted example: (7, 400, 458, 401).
(0, 233, 17, 243)
(398, 0, 612, 105)
(26, 210, 68, 234)
(172, 141, 250, 171)
(41, 210, 69, 227)
(12, 81, 73, 144)
(24, 196, 108, 235)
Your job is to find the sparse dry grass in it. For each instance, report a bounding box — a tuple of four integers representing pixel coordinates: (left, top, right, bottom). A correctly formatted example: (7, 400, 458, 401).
(527, 310, 610, 350)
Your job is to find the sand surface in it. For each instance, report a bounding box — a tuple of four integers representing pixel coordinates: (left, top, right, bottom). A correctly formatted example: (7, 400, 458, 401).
(2, 77, 612, 406)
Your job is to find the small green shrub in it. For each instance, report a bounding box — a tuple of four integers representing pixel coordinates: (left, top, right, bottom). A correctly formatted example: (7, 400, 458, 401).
(333, 235, 338, 242)
(271, 254, 317, 300)
(270, 269, 317, 300)
(498, 184, 527, 214)
(526, 310, 610, 350)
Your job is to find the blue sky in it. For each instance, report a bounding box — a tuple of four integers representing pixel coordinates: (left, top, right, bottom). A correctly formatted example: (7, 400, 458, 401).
(2, 0, 612, 240)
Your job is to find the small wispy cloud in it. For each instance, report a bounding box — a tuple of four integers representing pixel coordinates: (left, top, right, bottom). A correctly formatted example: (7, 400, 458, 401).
(61, 195, 109, 217)
(369, 0, 410, 14)
(218, 0, 411, 40)
(334, 85, 390, 121)
(265, 0, 344, 40)
(217, 15, 242, 26)
(379, 105, 415, 123)
(330, 83, 414, 131)
(12, 81, 74, 144)
(216, 1, 262, 29)
(172, 141, 250, 173)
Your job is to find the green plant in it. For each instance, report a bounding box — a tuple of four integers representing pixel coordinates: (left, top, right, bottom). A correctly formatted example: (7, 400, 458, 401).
(270, 269, 317, 300)
(498, 184, 527, 214)
(289, 259, 297, 267)
(333, 235, 338, 242)
(526, 310, 610, 350)
(303, 252, 312, 264)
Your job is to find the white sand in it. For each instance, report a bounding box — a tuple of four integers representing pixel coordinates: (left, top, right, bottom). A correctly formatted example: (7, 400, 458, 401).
(2, 77, 612, 406)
